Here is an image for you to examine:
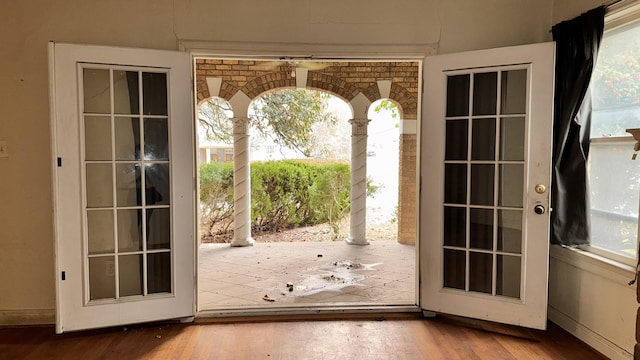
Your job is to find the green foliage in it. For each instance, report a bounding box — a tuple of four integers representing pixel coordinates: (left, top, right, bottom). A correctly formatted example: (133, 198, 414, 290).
(251, 89, 339, 157)
(373, 99, 400, 119)
(199, 160, 351, 239)
(199, 162, 234, 237)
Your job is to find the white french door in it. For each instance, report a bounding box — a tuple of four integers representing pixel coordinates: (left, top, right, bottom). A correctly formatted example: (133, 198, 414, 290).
(419, 42, 555, 330)
(51, 43, 194, 333)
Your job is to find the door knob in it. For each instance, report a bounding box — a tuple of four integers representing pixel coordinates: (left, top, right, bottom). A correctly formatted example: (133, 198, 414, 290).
(534, 204, 546, 215)
(535, 184, 547, 194)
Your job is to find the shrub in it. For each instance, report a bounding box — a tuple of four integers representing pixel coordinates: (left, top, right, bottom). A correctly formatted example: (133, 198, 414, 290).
(199, 160, 352, 239)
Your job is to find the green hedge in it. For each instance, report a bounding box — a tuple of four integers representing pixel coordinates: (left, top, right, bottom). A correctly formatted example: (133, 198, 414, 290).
(199, 160, 350, 237)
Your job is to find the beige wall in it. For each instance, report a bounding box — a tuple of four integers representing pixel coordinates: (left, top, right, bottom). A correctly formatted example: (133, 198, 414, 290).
(0, 0, 555, 313)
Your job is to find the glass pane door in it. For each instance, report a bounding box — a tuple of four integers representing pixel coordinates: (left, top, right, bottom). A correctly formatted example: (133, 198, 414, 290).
(83, 66, 172, 302)
(443, 69, 528, 299)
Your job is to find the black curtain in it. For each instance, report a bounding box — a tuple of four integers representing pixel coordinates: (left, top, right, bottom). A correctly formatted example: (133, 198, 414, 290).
(550, 6, 605, 246)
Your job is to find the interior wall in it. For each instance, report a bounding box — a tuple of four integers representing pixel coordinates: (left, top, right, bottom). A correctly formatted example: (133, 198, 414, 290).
(0, 0, 554, 316)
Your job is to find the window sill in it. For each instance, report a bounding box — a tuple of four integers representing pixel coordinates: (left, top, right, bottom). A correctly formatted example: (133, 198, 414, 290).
(549, 245, 636, 286)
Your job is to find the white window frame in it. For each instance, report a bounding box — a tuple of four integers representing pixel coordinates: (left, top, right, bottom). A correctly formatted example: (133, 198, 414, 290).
(583, 2, 640, 268)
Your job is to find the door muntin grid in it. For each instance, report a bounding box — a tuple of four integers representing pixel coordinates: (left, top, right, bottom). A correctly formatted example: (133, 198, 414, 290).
(443, 67, 528, 300)
(81, 66, 173, 303)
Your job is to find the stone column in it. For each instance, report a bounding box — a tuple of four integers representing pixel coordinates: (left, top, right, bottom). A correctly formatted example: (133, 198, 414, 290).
(230, 117, 254, 247)
(346, 118, 370, 245)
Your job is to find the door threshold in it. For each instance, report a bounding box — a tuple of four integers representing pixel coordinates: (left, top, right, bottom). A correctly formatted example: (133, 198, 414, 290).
(195, 305, 422, 323)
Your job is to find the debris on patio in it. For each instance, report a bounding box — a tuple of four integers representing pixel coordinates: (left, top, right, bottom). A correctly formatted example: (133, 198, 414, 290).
(262, 294, 276, 302)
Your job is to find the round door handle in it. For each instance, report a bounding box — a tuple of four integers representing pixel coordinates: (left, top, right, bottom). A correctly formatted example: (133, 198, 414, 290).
(534, 204, 546, 215)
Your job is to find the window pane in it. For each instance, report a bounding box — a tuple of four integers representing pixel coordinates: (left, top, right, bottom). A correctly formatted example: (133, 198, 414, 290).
(147, 208, 171, 250)
(496, 255, 521, 298)
(500, 117, 525, 161)
(589, 141, 639, 258)
(444, 206, 466, 247)
(470, 208, 493, 250)
(144, 118, 169, 161)
(148, 252, 171, 294)
(83, 68, 110, 114)
(501, 69, 527, 115)
(116, 164, 141, 207)
(115, 117, 140, 161)
(471, 118, 496, 160)
(87, 210, 114, 255)
(85, 116, 112, 161)
(89, 256, 115, 300)
(114, 70, 140, 115)
(142, 72, 168, 116)
(444, 164, 467, 204)
(469, 252, 492, 294)
(445, 120, 468, 160)
(86, 163, 113, 208)
(443, 249, 465, 290)
(119, 254, 143, 297)
(446, 75, 470, 117)
(118, 209, 142, 252)
(470, 164, 494, 206)
(473, 72, 497, 116)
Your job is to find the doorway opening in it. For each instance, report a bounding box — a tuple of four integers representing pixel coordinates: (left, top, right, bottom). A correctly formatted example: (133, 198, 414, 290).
(194, 57, 420, 311)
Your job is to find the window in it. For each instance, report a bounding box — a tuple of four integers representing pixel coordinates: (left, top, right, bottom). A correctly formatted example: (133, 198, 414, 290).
(588, 8, 640, 264)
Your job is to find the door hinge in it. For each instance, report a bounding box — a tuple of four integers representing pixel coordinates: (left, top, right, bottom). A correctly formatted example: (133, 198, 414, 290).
(61, 271, 66, 281)
(57, 157, 62, 167)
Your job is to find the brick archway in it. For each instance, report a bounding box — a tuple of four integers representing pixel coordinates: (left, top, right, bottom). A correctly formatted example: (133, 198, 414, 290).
(195, 58, 419, 244)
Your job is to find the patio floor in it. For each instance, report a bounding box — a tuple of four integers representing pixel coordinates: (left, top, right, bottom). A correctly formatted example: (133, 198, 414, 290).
(198, 240, 416, 310)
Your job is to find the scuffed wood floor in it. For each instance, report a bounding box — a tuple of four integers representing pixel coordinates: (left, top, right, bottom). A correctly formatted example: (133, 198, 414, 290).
(0, 316, 606, 359)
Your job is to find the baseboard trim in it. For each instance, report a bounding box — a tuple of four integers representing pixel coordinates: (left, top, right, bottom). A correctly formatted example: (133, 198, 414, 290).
(0, 309, 55, 326)
(548, 306, 632, 360)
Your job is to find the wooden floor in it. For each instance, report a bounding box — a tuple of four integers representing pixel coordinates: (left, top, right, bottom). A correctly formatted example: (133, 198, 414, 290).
(0, 316, 606, 360)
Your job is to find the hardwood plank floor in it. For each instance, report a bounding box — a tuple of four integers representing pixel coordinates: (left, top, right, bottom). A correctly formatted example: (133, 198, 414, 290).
(0, 317, 606, 360)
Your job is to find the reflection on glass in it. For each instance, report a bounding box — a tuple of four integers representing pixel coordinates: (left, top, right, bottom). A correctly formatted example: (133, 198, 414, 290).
(469, 252, 492, 294)
(86, 163, 113, 208)
(444, 206, 466, 247)
(87, 210, 114, 254)
(144, 118, 169, 160)
(497, 255, 521, 298)
(445, 164, 467, 204)
(499, 165, 524, 207)
(89, 256, 115, 300)
(498, 210, 522, 254)
(116, 164, 141, 207)
(445, 120, 468, 160)
(118, 209, 142, 252)
(473, 72, 497, 116)
(501, 70, 527, 115)
(446, 75, 470, 117)
(119, 254, 143, 297)
(85, 116, 112, 161)
(114, 70, 140, 115)
(83, 68, 110, 114)
(443, 249, 465, 290)
(471, 118, 496, 160)
(115, 117, 140, 161)
(147, 208, 171, 250)
(470, 208, 493, 250)
(500, 117, 525, 161)
(470, 164, 494, 206)
(145, 164, 170, 206)
(148, 252, 171, 294)
(142, 72, 168, 116)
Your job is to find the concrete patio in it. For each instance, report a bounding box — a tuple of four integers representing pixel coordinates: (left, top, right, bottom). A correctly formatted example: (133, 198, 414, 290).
(198, 240, 416, 310)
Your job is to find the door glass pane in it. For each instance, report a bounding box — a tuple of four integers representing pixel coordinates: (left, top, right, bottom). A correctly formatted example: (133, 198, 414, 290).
(444, 206, 466, 247)
(85, 116, 112, 161)
(473, 72, 497, 116)
(115, 117, 141, 161)
(145, 164, 170, 206)
(469, 252, 492, 294)
(148, 252, 171, 294)
(445, 164, 467, 204)
(498, 210, 522, 254)
(142, 72, 168, 116)
(118, 209, 142, 252)
(501, 69, 527, 115)
(471, 118, 496, 160)
(446, 74, 470, 117)
(147, 208, 171, 250)
(119, 254, 143, 297)
(470, 164, 494, 206)
(89, 256, 115, 300)
(497, 255, 521, 298)
(470, 208, 493, 250)
(144, 118, 169, 161)
(500, 117, 525, 161)
(443, 249, 465, 290)
(498, 164, 524, 207)
(87, 210, 114, 254)
(83, 68, 110, 114)
(114, 70, 140, 115)
(445, 120, 468, 160)
(116, 164, 141, 207)
(86, 164, 113, 208)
